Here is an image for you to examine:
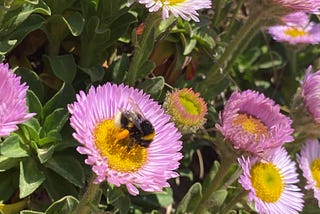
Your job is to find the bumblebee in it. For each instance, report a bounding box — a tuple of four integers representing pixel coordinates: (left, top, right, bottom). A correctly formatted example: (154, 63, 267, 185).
(114, 108, 155, 151)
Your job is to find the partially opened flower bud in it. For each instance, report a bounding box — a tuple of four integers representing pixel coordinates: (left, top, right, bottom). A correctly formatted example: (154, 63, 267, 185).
(291, 66, 320, 137)
(163, 88, 207, 134)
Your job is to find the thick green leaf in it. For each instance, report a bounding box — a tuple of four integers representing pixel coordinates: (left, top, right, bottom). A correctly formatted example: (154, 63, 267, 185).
(176, 182, 203, 214)
(37, 130, 62, 147)
(137, 60, 156, 79)
(0, 135, 29, 158)
(113, 195, 130, 214)
(45, 155, 84, 188)
(19, 159, 46, 198)
(15, 67, 44, 102)
(0, 13, 46, 54)
(208, 189, 228, 210)
(43, 169, 78, 200)
(45, 54, 77, 83)
(109, 54, 129, 83)
(42, 83, 75, 117)
(137, 76, 164, 99)
(20, 117, 41, 142)
(20, 211, 44, 214)
(26, 90, 43, 119)
(36, 144, 55, 164)
(131, 188, 173, 209)
(45, 195, 78, 214)
(78, 65, 105, 82)
(0, 156, 20, 171)
(43, 108, 69, 132)
(63, 11, 84, 36)
(183, 39, 197, 55)
(0, 171, 17, 202)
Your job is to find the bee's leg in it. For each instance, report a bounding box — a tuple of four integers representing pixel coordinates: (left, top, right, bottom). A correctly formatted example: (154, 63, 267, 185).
(127, 140, 134, 152)
(115, 129, 129, 142)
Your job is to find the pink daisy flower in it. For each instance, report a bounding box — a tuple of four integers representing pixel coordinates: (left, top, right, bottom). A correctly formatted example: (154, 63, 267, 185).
(272, 0, 320, 13)
(138, 0, 211, 22)
(281, 12, 309, 27)
(239, 147, 304, 214)
(68, 83, 183, 195)
(0, 63, 35, 137)
(216, 90, 294, 156)
(301, 66, 320, 124)
(297, 139, 320, 207)
(268, 22, 320, 45)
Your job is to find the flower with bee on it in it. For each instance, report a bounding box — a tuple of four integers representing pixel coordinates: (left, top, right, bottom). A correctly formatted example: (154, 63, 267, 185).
(68, 83, 183, 195)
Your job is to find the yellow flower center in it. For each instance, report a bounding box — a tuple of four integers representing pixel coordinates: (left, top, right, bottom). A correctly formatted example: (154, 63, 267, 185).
(311, 159, 320, 188)
(284, 28, 308, 38)
(93, 119, 147, 172)
(179, 95, 200, 115)
(160, 0, 186, 5)
(233, 113, 269, 140)
(250, 162, 284, 202)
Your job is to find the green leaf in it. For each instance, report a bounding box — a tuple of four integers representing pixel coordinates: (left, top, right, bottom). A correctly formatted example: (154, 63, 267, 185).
(107, 12, 137, 48)
(78, 65, 105, 82)
(183, 39, 197, 55)
(0, 171, 17, 202)
(137, 76, 164, 99)
(113, 195, 130, 214)
(21, 211, 45, 214)
(15, 67, 44, 101)
(137, 60, 156, 79)
(37, 130, 62, 147)
(43, 169, 78, 200)
(19, 159, 46, 198)
(0, 135, 29, 158)
(104, 185, 125, 204)
(43, 83, 75, 117)
(26, 90, 43, 119)
(131, 188, 174, 209)
(0, 156, 20, 171)
(45, 195, 79, 214)
(20, 117, 41, 142)
(108, 54, 129, 83)
(208, 189, 228, 210)
(45, 155, 84, 188)
(176, 182, 203, 214)
(44, 54, 77, 83)
(43, 108, 69, 132)
(36, 144, 55, 164)
(0, 13, 46, 54)
(63, 11, 84, 36)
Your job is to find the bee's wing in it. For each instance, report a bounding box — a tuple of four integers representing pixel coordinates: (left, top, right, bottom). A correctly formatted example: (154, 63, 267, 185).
(128, 97, 147, 120)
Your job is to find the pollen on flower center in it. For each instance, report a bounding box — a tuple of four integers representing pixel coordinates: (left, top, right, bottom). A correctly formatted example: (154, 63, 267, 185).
(311, 159, 320, 188)
(179, 96, 200, 115)
(284, 28, 308, 38)
(250, 162, 284, 202)
(93, 119, 147, 172)
(233, 113, 269, 140)
(160, 0, 186, 5)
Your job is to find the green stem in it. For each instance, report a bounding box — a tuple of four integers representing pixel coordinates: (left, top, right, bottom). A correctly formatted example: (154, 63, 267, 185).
(126, 13, 162, 86)
(194, 136, 238, 214)
(212, 0, 223, 27)
(219, 189, 248, 214)
(75, 175, 101, 214)
(200, 6, 276, 93)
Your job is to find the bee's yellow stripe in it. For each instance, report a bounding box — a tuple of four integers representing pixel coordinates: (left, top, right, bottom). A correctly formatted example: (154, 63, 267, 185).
(141, 132, 155, 141)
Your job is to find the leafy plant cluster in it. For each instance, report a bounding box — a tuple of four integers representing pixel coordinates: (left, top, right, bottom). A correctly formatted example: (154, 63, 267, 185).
(1, 0, 320, 213)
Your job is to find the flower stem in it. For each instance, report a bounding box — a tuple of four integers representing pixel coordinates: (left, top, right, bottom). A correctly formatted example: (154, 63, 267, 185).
(194, 135, 238, 214)
(75, 175, 101, 214)
(219, 188, 248, 214)
(200, 6, 276, 93)
(126, 13, 162, 86)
